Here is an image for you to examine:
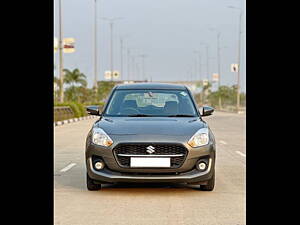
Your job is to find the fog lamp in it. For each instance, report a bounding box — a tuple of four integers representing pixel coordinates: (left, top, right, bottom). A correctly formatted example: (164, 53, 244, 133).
(197, 161, 207, 171)
(94, 161, 105, 170)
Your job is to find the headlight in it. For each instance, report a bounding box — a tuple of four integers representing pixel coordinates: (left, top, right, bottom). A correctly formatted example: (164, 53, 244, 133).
(188, 128, 209, 148)
(92, 127, 113, 147)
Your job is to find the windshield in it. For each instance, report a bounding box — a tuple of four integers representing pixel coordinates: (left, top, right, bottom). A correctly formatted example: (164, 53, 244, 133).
(104, 89, 198, 117)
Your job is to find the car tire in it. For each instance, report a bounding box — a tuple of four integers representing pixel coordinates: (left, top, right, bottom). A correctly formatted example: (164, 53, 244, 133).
(200, 171, 215, 191)
(86, 173, 102, 191)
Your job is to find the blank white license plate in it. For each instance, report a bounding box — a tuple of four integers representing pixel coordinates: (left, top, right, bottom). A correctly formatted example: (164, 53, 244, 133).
(130, 157, 170, 168)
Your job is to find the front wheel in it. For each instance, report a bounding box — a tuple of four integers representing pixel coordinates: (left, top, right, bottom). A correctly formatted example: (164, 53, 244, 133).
(200, 171, 215, 191)
(86, 173, 102, 191)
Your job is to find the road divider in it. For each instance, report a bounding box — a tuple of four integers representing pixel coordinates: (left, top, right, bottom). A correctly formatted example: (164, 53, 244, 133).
(54, 115, 98, 127)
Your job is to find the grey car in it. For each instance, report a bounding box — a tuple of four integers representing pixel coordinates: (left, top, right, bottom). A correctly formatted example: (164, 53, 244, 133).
(85, 83, 216, 191)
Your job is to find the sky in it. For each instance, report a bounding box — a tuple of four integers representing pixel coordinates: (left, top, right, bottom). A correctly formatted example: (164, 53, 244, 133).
(54, 0, 246, 92)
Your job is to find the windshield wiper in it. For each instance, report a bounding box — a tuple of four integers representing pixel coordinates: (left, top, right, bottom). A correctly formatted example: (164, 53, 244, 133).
(167, 114, 196, 117)
(127, 114, 154, 117)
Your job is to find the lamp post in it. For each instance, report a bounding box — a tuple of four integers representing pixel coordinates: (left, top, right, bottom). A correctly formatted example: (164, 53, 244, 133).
(120, 37, 124, 80)
(93, 0, 98, 92)
(127, 48, 138, 82)
(194, 50, 203, 104)
(228, 6, 243, 112)
(193, 50, 202, 81)
(131, 55, 135, 81)
(101, 17, 123, 81)
(127, 48, 131, 81)
(209, 28, 222, 109)
(136, 63, 140, 81)
(120, 35, 130, 80)
(58, 0, 64, 102)
(139, 54, 147, 81)
(200, 43, 210, 104)
(200, 43, 210, 81)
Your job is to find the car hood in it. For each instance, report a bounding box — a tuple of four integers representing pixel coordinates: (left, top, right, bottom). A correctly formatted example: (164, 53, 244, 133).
(94, 117, 206, 136)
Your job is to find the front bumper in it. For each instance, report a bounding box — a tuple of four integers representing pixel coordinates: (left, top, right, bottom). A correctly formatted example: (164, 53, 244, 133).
(87, 157, 214, 184)
(85, 134, 216, 184)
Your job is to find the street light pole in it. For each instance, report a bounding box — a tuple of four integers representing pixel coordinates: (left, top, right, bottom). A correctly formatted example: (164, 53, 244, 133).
(109, 21, 113, 81)
(200, 43, 210, 80)
(127, 48, 131, 81)
(200, 43, 210, 104)
(193, 51, 201, 81)
(206, 45, 209, 81)
(136, 63, 140, 81)
(131, 55, 135, 81)
(217, 32, 222, 109)
(237, 11, 242, 112)
(120, 37, 123, 80)
(208, 27, 226, 110)
(142, 55, 145, 81)
(194, 50, 203, 105)
(217, 32, 221, 88)
(101, 17, 122, 81)
(228, 6, 243, 112)
(93, 0, 98, 91)
(139, 54, 147, 80)
(58, 0, 64, 103)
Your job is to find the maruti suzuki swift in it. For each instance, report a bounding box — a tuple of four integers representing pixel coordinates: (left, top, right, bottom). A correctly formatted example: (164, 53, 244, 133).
(85, 83, 216, 191)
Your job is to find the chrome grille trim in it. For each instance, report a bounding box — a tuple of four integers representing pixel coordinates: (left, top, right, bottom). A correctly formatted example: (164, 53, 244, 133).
(113, 143, 188, 168)
(117, 154, 184, 157)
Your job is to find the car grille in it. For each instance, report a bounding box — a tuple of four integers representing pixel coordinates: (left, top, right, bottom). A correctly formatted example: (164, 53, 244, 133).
(113, 143, 188, 168)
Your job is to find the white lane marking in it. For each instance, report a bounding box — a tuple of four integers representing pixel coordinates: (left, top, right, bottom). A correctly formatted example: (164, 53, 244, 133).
(236, 151, 246, 158)
(60, 163, 77, 172)
(220, 140, 227, 145)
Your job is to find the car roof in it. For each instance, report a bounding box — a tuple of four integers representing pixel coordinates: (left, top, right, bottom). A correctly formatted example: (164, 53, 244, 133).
(115, 83, 187, 90)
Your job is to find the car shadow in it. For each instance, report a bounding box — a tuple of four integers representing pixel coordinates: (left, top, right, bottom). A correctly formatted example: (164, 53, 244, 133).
(93, 183, 203, 195)
(54, 165, 202, 193)
(102, 182, 201, 191)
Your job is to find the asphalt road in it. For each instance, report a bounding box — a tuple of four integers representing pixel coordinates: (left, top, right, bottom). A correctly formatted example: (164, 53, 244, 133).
(54, 111, 246, 225)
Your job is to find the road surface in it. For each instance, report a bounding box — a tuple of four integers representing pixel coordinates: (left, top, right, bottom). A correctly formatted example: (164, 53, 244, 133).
(54, 111, 246, 225)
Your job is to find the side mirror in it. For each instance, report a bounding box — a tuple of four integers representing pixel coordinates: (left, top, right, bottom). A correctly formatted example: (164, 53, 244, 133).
(201, 106, 214, 117)
(86, 105, 100, 116)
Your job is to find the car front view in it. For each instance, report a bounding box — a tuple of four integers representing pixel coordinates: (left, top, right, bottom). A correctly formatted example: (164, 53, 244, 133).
(85, 83, 216, 191)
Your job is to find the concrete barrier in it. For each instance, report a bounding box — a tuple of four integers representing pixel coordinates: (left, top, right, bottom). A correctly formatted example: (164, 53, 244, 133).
(54, 115, 97, 127)
(54, 106, 74, 122)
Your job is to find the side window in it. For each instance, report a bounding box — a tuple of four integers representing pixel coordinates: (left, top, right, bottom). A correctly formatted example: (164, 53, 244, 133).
(178, 93, 195, 114)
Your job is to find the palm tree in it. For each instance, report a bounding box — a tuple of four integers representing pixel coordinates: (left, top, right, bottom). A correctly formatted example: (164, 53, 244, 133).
(63, 68, 87, 87)
(63, 68, 87, 102)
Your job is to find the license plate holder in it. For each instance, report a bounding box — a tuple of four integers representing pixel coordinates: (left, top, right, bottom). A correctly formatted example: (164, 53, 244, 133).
(130, 157, 170, 168)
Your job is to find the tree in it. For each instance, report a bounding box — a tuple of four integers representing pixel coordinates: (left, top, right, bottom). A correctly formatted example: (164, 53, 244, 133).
(64, 86, 94, 103)
(96, 81, 116, 102)
(203, 85, 246, 109)
(64, 86, 78, 102)
(61, 68, 89, 103)
(63, 68, 87, 87)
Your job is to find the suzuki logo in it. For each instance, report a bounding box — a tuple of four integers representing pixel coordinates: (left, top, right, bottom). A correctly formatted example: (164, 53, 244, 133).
(146, 145, 155, 154)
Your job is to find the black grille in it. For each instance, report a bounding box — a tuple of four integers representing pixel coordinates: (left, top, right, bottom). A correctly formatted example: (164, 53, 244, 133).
(113, 143, 188, 168)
